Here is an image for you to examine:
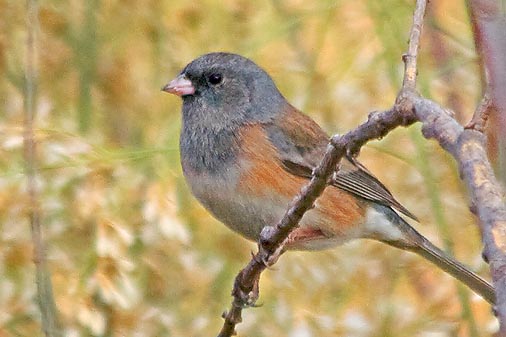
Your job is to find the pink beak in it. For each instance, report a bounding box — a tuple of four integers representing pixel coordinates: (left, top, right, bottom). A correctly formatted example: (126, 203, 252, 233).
(162, 75, 195, 96)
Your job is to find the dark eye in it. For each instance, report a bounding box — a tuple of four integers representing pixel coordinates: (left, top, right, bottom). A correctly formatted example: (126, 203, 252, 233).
(208, 73, 223, 85)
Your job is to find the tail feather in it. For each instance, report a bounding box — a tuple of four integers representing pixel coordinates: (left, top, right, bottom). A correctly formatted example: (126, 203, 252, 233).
(385, 214, 495, 305)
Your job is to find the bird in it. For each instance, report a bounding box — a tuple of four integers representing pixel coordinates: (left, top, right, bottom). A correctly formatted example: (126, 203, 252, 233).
(162, 52, 495, 304)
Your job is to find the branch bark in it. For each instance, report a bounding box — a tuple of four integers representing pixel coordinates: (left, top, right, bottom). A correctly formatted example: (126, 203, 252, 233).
(414, 96, 506, 335)
(468, 0, 506, 184)
(466, 2, 506, 333)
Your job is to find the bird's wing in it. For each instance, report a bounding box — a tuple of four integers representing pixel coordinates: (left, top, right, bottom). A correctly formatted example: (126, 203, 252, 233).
(266, 105, 418, 221)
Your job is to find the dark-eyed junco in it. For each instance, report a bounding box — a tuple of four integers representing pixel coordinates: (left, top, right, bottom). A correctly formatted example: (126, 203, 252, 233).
(162, 52, 494, 304)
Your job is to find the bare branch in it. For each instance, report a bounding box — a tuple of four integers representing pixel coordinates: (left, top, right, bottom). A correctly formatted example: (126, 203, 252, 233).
(468, 0, 506, 184)
(218, 106, 418, 337)
(414, 96, 506, 334)
(401, 0, 427, 90)
(466, 92, 492, 132)
(466, 1, 506, 331)
(218, 3, 428, 335)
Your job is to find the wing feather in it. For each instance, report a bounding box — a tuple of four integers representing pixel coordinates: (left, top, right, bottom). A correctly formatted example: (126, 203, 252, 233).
(266, 105, 417, 221)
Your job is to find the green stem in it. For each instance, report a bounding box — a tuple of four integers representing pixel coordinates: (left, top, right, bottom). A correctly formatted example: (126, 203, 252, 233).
(25, 1, 61, 336)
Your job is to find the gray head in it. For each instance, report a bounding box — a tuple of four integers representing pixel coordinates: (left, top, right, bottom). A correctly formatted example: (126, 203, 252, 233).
(163, 52, 287, 129)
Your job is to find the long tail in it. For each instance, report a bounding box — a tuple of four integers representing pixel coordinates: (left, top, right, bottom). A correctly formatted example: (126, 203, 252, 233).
(385, 213, 495, 305)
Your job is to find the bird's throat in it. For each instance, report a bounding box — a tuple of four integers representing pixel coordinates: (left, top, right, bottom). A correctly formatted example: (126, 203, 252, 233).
(180, 122, 240, 175)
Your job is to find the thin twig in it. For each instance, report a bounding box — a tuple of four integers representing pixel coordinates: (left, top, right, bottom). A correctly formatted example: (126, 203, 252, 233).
(24, 1, 61, 336)
(402, 0, 427, 90)
(465, 92, 493, 131)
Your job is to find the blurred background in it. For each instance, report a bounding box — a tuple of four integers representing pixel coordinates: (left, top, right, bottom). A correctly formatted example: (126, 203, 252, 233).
(0, 0, 497, 336)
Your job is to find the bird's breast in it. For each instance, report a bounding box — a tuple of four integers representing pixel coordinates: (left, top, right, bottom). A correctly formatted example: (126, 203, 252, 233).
(181, 123, 369, 249)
